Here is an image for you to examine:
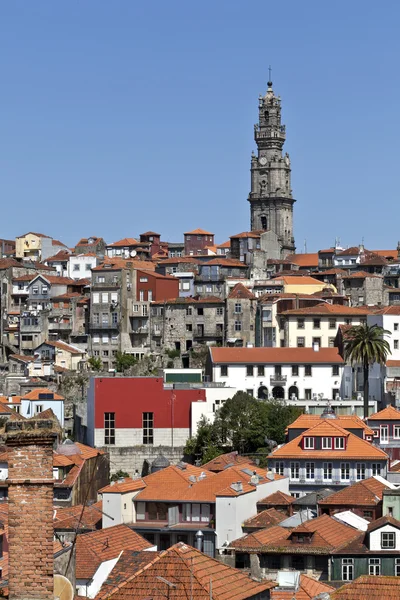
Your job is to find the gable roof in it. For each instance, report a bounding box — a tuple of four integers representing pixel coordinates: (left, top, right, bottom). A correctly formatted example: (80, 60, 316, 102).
(281, 302, 373, 316)
(286, 253, 319, 268)
(366, 514, 400, 532)
(271, 421, 388, 460)
(96, 550, 160, 599)
(101, 542, 275, 600)
(54, 500, 103, 532)
(210, 346, 344, 365)
(228, 283, 256, 300)
(38, 340, 84, 355)
(287, 413, 374, 436)
(76, 524, 152, 580)
(331, 575, 400, 599)
(270, 574, 335, 600)
(242, 508, 287, 530)
(318, 476, 390, 506)
(99, 477, 146, 494)
(21, 388, 65, 401)
(257, 490, 295, 506)
(184, 228, 214, 235)
(368, 404, 400, 421)
(202, 451, 251, 472)
(107, 238, 138, 247)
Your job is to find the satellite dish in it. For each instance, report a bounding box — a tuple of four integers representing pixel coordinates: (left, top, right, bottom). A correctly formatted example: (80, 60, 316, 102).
(54, 574, 74, 600)
(130, 250, 137, 257)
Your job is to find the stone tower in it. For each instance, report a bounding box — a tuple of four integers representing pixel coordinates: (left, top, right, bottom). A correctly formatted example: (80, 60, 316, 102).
(248, 77, 296, 257)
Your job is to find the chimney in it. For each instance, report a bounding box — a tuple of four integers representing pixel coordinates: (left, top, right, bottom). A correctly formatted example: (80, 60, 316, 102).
(5, 418, 60, 600)
(230, 481, 243, 493)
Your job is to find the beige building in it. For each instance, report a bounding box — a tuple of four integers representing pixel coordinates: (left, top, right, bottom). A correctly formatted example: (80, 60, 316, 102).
(226, 283, 257, 347)
(15, 232, 55, 262)
(280, 302, 371, 348)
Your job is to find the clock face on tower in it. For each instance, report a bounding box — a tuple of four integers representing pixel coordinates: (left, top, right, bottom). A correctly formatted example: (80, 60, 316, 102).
(259, 156, 267, 166)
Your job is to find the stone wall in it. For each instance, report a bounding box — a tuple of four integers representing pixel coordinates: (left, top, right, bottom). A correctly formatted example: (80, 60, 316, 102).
(99, 445, 186, 476)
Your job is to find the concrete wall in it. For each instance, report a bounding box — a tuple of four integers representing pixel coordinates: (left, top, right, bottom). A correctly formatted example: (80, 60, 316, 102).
(97, 445, 185, 476)
(94, 427, 189, 448)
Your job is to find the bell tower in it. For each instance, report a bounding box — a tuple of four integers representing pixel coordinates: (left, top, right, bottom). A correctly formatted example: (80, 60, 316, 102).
(248, 75, 296, 257)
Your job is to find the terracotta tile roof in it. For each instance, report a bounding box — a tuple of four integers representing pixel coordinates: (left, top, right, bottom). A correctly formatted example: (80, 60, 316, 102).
(184, 228, 214, 235)
(99, 477, 146, 494)
(136, 268, 177, 281)
(331, 575, 400, 599)
(210, 346, 344, 364)
(373, 249, 398, 258)
(287, 414, 374, 436)
(41, 340, 84, 355)
(102, 542, 275, 600)
(231, 513, 359, 554)
(336, 246, 361, 256)
(45, 251, 72, 262)
(257, 490, 295, 506)
(271, 421, 388, 460)
(203, 257, 247, 267)
(51, 292, 83, 301)
(96, 550, 160, 599)
(141, 231, 160, 236)
(342, 271, 381, 279)
(9, 354, 34, 363)
(75, 237, 104, 247)
(230, 231, 261, 239)
(107, 238, 138, 247)
(17, 231, 51, 239)
(375, 305, 400, 315)
(93, 257, 156, 271)
(53, 454, 75, 467)
(368, 404, 400, 421)
(76, 524, 152, 579)
(281, 303, 373, 316)
(21, 388, 65, 401)
(54, 501, 103, 531)
(277, 275, 333, 285)
(367, 514, 400, 532)
(216, 240, 231, 248)
(242, 508, 286, 529)
(0, 404, 13, 415)
(286, 253, 319, 268)
(157, 256, 200, 265)
(318, 476, 390, 506)
(202, 451, 252, 472)
(73, 442, 105, 459)
(30, 274, 77, 285)
(270, 574, 334, 600)
(319, 248, 336, 254)
(0, 258, 24, 269)
(227, 283, 256, 300)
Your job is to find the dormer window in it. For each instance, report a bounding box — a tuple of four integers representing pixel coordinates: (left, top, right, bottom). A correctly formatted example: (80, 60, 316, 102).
(334, 437, 345, 450)
(304, 437, 314, 449)
(381, 532, 396, 549)
(322, 437, 332, 449)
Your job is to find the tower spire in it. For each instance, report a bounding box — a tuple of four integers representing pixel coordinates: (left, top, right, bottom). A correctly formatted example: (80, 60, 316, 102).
(268, 65, 272, 87)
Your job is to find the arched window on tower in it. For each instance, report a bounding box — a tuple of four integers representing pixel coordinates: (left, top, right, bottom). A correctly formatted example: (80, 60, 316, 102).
(264, 110, 269, 121)
(261, 216, 268, 230)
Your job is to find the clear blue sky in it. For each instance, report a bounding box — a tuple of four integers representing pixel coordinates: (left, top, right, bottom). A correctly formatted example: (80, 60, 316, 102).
(2, 1, 399, 251)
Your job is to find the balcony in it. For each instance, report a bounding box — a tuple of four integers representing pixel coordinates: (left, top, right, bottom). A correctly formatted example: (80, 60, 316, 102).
(92, 281, 120, 289)
(90, 322, 119, 330)
(48, 322, 72, 331)
(270, 374, 287, 386)
(131, 326, 149, 334)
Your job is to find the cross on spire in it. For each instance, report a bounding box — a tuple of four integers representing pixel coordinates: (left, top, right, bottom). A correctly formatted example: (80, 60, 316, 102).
(268, 65, 272, 87)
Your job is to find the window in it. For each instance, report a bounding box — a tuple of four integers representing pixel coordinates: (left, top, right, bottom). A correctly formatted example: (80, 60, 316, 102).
(334, 437, 345, 449)
(234, 303, 242, 314)
(341, 463, 350, 481)
(332, 388, 340, 399)
(305, 389, 312, 400)
(356, 463, 366, 480)
(305, 365, 312, 376)
(363, 510, 373, 519)
(304, 437, 314, 449)
(192, 504, 200, 522)
(186, 324, 192, 332)
(201, 504, 210, 522)
(139, 290, 144, 301)
(345, 318, 352, 325)
(381, 532, 395, 549)
(197, 308, 204, 316)
(139, 277, 148, 282)
(35, 404, 43, 414)
(275, 462, 285, 476)
(329, 318, 336, 329)
(394, 426, 400, 439)
(85, 263, 92, 271)
(313, 318, 321, 329)
(136, 501, 145, 520)
(221, 365, 228, 377)
(182, 281, 190, 291)
(290, 462, 300, 479)
(102, 350, 109, 357)
(186, 306, 192, 315)
(258, 366, 265, 377)
(196, 285, 203, 292)
(32, 286, 38, 295)
(292, 365, 299, 376)
(246, 365, 254, 377)
(312, 337, 321, 347)
(395, 323, 399, 331)
(104, 412, 115, 445)
(322, 437, 332, 449)
(235, 321, 242, 331)
(342, 558, 354, 581)
(395, 340, 399, 350)
(73, 264, 80, 271)
(305, 462, 315, 480)
(93, 312, 100, 324)
(102, 312, 109, 325)
(297, 337, 305, 347)
(143, 412, 154, 444)
(205, 285, 212, 293)
(323, 462, 332, 480)
(369, 558, 380, 576)
(297, 318, 305, 329)
(396, 558, 400, 577)
(246, 389, 253, 396)
(101, 292, 108, 303)
(216, 307, 223, 316)
(111, 292, 118, 302)
(332, 365, 339, 376)
(186, 235, 191, 240)
(42, 286, 48, 295)
(112, 312, 118, 325)
(133, 304, 139, 312)
(372, 463, 381, 476)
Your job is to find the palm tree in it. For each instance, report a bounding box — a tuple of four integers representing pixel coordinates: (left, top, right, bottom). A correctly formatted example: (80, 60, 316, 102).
(343, 324, 391, 418)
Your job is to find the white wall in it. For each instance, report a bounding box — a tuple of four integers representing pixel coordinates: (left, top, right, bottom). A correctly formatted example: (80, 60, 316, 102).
(213, 363, 345, 401)
(369, 523, 400, 551)
(286, 316, 365, 349)
(94, 427, 189, 448)
(191, 387, 238, 435)
(102, 493, 122, 528)
(20, 399, 64, 427)
(68, 255, 97, 280)
(215, 476, 289, 548)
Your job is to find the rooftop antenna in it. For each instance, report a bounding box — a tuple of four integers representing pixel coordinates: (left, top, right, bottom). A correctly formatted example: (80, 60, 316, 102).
(268, 65, 272, 86)
(303, 239, 307, 254)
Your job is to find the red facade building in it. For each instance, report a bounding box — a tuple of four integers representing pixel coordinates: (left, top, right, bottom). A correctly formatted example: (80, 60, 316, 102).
(184, 228, 214, 256)
(136, 269, 179, 302)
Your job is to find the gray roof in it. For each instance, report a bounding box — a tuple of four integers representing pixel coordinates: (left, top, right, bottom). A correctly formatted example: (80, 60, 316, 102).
(279, 509, 316, 528)
(293, 488, 335, 507)
(152, 454, 170, 468)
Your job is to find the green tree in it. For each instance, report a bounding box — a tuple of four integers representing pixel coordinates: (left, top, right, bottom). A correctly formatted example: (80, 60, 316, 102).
(344, 324, 391, 418)
(111, 469, 130, 482)
(184, 416, 220, 461)
(88, 356, 102, 371)
(115, 352, 137, 373)
(264, 399, 303, 444)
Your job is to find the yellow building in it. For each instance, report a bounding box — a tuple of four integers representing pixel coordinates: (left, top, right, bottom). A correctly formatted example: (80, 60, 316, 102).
(275, 275, 337, 295)
(15, 232, 52, 261)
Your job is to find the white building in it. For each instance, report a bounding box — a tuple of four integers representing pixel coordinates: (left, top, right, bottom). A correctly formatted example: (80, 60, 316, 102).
(68, 254, 98, 280)
(368, 307, 400, 404)
(206, 346, 378, 416)
(17, 388, 65, 427)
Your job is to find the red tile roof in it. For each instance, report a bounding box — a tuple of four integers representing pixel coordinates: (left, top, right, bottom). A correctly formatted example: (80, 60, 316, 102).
(270, 574, 334, 600)
(242, 508, 286, 530)
(281, 303, 373, 316)
(107, 238, 138, 247)
(202, 452, 252, 472)
(331, 575, 400, 599)
(203, 257, 246, 267)
(318, 476, 390, 507)
(230, 231, 261, 239)
(342, 271, 381, 279)
(45, 251, 72, 262)
(271, 420, 388, 460)
(368, 404, 400, 421)
(101, 542, 275, 600)
(21, 388, 64, 401)
(99, 477, 146, 494)
(286, 253, 319, 268)
(41, 340, 84, 355)
(76, 524, 152, 579)
(257, 490, 295, 506)
(228, 283, 256, 300)
(54, 500, 103, 531)
(287, 414, 374, 436)
(184, 228, 214, 235)
(96, 550, 161, 599)
(210, 346, 344, 364)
